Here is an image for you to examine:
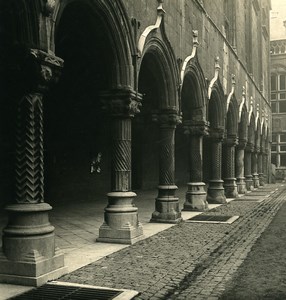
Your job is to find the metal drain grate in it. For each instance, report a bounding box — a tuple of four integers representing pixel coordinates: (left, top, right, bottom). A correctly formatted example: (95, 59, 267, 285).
(186, 214, 239, 224)
(10, 281, 138, 300)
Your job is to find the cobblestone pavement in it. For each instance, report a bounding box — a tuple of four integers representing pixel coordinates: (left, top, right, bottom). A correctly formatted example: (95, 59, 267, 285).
(59, 184, 285, 300)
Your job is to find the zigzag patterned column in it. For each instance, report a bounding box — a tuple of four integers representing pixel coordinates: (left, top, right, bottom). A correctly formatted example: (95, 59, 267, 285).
(0, 49, 66, 286)
(223, 135, 238, 198)
(97, 88, 144, 244)
(183, 121, 209, 211)
(151, 110, 182, 223)
(207, 128, 226, 204)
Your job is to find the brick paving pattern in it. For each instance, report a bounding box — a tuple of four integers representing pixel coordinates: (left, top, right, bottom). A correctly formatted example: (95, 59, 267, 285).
(59, 184, 285, 300)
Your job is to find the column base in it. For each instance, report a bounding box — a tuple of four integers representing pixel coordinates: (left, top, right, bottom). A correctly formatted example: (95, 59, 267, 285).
(207, 180, 227, 204)
(0, 248, 67, 286)
(223, 178, 238, 198)
(236, 177, 246, 194)
(252, 173, 260, 188)
(245, 175, 254, 191)
(0, 203, 66, 286)
(97, 192, 144, 244)
(183, 182, 208, 211)
(150, 185, 182, 223)
(258, 173, 264, 186)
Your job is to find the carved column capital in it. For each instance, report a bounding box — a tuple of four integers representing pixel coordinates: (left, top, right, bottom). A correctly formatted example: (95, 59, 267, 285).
(101, 88, 142, 117)
(245, 142, 254, 152)
(152, 109, 182, 128)
(237, 138, 247, 150)
(183, 120, 209, 136)
(224, 135, 238, 147)
(209, 127, 225, 142)
(29, 49, 64, 92)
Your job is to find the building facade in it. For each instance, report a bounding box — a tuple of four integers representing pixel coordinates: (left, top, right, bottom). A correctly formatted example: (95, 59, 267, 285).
(0, 0, 271, 286)
(270, 0, 286, 180)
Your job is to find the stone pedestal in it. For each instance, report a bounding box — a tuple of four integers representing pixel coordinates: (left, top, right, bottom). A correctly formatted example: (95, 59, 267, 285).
(207, 128, 226, 204)
(183, 121, 209, 211)
(223, 136, 238, 198)
(151, 111, 182, 223)
(0, 204, 66, 286)
(97, 88, 144, 244)
(235, 139, 247, 194)
(0, 49, 66, 286)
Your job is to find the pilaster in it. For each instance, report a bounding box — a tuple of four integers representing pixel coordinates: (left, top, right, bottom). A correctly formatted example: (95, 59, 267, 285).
(150, 110, 182, 223)
(97, 88, 144, 244)
(0, 49, 66, 286)
(207, 128, 226, 204)
(183, 120, 209, 211)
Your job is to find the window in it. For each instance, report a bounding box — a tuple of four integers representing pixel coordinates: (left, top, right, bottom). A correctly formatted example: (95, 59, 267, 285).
(280, 134, 286, 142)
(279, 101, 286, 112)
(271, 75, 277, 91)
(280, 154, 286, 166)
(280, 93, 286, 99)
(271, 102, 277, 113)
(271, 93, 277, 100)
(280, 145, 286, 152)
(272, 145, 277, 151)
(280, 75, 286, 90)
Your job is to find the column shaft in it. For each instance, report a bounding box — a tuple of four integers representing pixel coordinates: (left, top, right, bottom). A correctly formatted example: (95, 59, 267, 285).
(244, 143, 254, 190)
(252, 150, 260, 188)
(235, 140, 247, 194)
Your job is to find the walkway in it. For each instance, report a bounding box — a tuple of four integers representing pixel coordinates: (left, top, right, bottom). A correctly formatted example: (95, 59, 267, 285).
(0, 184, 284, 299)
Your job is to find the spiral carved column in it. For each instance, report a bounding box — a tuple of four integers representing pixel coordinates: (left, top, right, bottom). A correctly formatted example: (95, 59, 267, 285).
(244, 142, 254, 190)
(0, 49, 66, 286)
(235, 139, 247, 194)
(207, 128, 226, 204)
(183, 121, 209, 211)
(223, 135, 238, 198)
(97, 88, 143, 244)
(150, 110, 182, 223)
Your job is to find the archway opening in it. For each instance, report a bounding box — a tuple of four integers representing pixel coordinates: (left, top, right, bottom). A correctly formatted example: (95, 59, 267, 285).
(45, 2, 115, 204)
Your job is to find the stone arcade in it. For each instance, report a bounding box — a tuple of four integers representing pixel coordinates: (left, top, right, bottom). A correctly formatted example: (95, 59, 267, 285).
(0, 0, 272, 286)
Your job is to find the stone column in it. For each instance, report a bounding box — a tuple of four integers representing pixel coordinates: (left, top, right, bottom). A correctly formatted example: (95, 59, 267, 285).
(252, 146, 260, 188)
(183, 121, 209, 211)
(235, 139, 247, 194)
(207, 128, 226, 204)
(258, 145, 264, 186)
(151, 110, 182, 223)
(223, 135, 238, 198)
(0, 49, 66, 286)
(244, 142, 254, 190)
(97, 88, 143, 244)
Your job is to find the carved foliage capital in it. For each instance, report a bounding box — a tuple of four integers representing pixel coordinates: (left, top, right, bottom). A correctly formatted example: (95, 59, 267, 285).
(209, 127, 225, 142)
(224, 135, 238, 147)
(237, 138, 247, 150)
(152, 110, 182, 127)
(30, 49, 64, 92)
(245, 142, 254, 152)
(101, 88, 142, 117)
(183, 120, 209, 136)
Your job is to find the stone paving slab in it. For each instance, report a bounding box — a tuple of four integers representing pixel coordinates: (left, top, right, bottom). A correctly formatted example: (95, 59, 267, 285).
(58, 184, 285, 299)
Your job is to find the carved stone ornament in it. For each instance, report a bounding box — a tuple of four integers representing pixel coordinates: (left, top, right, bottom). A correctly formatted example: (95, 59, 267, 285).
(101, 88, 142, 117)
(225, 135, 238, 147)
(209, 127, 225, 142)
(245, 142, 254, 152)
(30, 49, 64, 92)
(152, 109, 182, 127)
(237, 138, 247, 150)
(183, 120, 209, 136)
